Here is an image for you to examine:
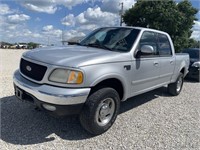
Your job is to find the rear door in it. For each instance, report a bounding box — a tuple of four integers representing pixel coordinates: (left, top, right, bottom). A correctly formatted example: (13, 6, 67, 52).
(157, 33, 175, 84)
(131, 31, 161, 95)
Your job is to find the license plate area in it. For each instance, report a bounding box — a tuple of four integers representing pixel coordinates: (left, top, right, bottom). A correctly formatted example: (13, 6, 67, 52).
(14, 85, 34, 103)
(15, 87, 24, 101)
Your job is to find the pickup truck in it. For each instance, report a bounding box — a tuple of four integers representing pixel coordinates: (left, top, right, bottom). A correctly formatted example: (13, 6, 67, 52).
(13, 27, 189, 135)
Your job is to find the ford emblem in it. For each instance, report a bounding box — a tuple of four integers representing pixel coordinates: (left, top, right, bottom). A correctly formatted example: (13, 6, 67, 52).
(26, 65, 32, 71)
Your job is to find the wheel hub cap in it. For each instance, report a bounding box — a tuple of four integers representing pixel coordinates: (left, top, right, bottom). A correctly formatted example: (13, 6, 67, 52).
(177, 77, 183, 92)
(96, 98, 115, 126)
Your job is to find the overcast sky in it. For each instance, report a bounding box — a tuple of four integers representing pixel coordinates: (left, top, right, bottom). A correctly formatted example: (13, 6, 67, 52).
(0, 0, 199, 45)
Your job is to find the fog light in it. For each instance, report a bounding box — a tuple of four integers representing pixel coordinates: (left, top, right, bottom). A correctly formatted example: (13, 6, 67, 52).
(42, 104, 56, 111)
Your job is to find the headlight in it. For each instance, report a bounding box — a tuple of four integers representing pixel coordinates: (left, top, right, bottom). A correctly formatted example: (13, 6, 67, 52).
(192, 62, 200, 68)
(49, 69, 83, 84)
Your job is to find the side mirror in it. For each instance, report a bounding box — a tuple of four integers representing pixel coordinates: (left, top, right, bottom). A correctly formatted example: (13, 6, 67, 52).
(140, 45, 155, 54)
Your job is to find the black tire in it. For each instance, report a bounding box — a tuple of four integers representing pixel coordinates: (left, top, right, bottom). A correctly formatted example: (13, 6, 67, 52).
(168, 72, 184, 96)
(79, 87, 120, 135)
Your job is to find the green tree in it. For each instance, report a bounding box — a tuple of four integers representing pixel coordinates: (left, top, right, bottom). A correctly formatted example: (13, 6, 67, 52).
(123, 0, 198, 52)
(188, 39, 200, 48)
(27, 42, 39, 49)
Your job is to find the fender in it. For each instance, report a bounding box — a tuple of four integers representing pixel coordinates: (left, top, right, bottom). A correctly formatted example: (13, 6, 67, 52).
(91, 73, 129, 101)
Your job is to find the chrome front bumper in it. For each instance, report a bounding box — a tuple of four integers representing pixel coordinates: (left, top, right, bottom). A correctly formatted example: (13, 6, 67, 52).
(13, 70, 91, 105)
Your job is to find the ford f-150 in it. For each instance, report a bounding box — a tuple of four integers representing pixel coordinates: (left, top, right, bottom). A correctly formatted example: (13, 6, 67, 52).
(13, 27, 189, 135)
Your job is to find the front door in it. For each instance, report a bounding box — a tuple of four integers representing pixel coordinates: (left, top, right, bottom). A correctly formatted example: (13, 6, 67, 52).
(131, 31, 161, 96)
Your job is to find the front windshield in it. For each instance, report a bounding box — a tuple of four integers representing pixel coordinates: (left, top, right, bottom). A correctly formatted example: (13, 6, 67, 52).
(80, 27, 140, 52)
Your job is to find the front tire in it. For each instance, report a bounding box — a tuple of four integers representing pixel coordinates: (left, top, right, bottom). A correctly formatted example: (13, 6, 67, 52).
(168, 72, 184, 96)
(79, 87, 120, 135)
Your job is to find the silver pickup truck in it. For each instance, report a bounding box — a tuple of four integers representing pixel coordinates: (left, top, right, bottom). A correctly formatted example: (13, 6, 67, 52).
(13, 27, 189, 135)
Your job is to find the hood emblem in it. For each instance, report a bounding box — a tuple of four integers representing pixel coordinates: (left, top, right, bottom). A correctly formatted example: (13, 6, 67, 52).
(26, 65, 32, 71)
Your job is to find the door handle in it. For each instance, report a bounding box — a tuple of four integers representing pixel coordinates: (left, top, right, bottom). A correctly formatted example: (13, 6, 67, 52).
(170, 60, 174, 64)
(124, 65, 131, 70)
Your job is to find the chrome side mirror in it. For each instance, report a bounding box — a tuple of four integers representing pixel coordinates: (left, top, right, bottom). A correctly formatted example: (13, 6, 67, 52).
(140, 45, 155, 54)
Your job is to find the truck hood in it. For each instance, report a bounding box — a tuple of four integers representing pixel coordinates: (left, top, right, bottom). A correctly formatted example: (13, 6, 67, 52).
(23, 45, 131, 67)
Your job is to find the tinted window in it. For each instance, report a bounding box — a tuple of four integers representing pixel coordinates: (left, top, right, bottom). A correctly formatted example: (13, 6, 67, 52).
(139, 31, 158, 57)
(183, 49, 200, 59)
(158, 34, 172, 56)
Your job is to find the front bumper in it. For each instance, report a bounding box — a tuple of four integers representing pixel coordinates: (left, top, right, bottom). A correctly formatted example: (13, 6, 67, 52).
(13, 70, 91, 115)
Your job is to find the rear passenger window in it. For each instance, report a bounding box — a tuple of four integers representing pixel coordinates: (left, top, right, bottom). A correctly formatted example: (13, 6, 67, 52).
(139, 31, 158, 57)
(158, 34, 172, 56)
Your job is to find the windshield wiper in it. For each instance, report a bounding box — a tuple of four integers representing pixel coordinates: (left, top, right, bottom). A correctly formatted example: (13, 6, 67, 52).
(73, 43, 82, 46)
(83, 43, 113, 51)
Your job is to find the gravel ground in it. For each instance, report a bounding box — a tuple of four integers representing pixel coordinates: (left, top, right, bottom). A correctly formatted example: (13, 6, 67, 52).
(0, 49, 200, 150)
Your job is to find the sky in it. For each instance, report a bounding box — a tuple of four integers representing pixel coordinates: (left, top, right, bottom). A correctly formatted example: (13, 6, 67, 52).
(0, 0, 199, 45)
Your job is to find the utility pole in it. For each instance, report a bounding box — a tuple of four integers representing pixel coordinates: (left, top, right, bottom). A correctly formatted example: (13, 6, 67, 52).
(119, 2, 124, 26)
(48, 36, 50, 46)
(61, 30, 64, 45)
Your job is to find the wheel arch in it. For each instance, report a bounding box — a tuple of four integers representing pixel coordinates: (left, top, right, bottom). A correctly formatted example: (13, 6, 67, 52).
(90, 75, 127, 101)
(180, 67, 185, 75)
(179, 59, 189, 77)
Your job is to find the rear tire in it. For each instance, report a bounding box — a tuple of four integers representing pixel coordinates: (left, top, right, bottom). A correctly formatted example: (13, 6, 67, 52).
(168, 72, 184, 96)
(79, 87, 120, 135)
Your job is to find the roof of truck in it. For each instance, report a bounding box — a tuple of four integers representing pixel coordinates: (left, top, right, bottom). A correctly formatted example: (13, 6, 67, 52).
(100, 26, 169, 36)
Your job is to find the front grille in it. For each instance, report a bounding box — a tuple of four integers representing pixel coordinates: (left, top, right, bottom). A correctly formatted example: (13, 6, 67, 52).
(20, 58, 47, 81)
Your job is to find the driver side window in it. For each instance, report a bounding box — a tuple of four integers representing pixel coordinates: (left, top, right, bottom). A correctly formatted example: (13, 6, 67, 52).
(139, 31, 158, 57)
